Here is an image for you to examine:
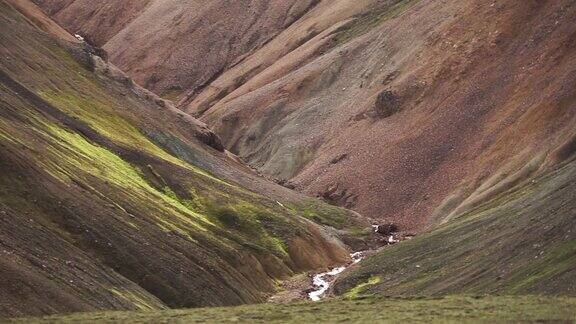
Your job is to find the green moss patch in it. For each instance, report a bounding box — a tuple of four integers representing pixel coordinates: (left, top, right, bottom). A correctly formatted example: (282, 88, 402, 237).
(286, 199, 348, 229)
(334, 0, 421, 46)
(344, 276, 381, 299)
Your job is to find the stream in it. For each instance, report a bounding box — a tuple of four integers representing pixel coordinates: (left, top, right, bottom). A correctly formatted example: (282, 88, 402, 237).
(308, 252, 365, 301)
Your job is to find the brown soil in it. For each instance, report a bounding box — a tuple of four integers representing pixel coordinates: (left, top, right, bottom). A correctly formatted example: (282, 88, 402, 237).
(6, 0, 79, 42)
(34, 0, 323, 98)
(31, 0, 152, 46)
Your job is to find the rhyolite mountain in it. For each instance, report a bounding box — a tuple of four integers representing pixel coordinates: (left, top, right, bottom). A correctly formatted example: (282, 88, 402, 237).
(35, 0, 576, 231)
(2, 0, 576, 321)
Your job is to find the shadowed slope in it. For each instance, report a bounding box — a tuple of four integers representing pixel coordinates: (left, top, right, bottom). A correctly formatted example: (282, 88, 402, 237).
(333, 156, 576, 297)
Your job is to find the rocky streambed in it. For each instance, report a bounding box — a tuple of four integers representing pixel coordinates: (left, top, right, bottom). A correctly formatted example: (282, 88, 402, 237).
(307, 225, 414, 301)
(308, 251, 365, 301)
(269, 226, 410, 304)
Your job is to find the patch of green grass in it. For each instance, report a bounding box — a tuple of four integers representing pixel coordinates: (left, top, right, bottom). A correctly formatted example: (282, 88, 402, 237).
(204, 202, 289, 258)
(347, 226, 373, 239)
(43, 123, 214, 234)
(334, 0, 421, 46)
(286, 199, 348, 229)
(505, 240, 576, 294)
(344, 276, 381, 299)
(15, 295, 576, 323)
(23, 107, 301, 263)
(38, 90, 191, 169)
(108, 288, 166, 312)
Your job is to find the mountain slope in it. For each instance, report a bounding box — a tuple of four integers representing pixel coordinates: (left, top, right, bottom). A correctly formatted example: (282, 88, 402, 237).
(33, 0, 323, 98)
(31, 0, 151, 46)
(0, 1, 361, 317)
(333, 156, 576, 297)
(1, 1, 574, 321)
(35, 0, 576, 232)
(194, 0, 576, 230)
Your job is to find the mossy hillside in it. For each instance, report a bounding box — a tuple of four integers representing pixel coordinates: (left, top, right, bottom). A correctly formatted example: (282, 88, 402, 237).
(0, 61, 298, 310)
(2, 7, 233, 188)
(3, 2, 359, 239)
(205, 203, 290, 258)
(333, 0, 421, 46)
(44, 124, 214, 232)
(38, 91, 184, 165)
(504, 239, 576, 294)
(108, 288, 165, 312)
(29, 105, 295, 261)
(1, 92, 211, 237)
(0, 2, 332, 257)
(14, 295, 576, 323)
(2, 92, 208, 241)
(0, 3, 356, 314)
(39, 105, 321, 262)
(0, 127, 169, 313)
(141, 129, 358, 232)
(344, 276, 381, 299)
(5, 98, 321, 262)
(334, 159, 576, 297)
(26, 31, 346, 240)
(286, 199, 349, 230)
(36, 89, 233, 188)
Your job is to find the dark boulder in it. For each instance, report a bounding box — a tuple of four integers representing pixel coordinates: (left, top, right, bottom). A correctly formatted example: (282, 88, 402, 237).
(374, 90, 400, 118)
(194, 128, 225, 152)
(375, 223, 399, 235)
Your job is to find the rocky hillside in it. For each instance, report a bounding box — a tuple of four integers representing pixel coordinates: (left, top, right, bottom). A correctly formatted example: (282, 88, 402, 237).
(0, 1, 363, 317)
(32, 0, 322, 97)
(194, 0, 576, 230)
(34, 0, 576, 231)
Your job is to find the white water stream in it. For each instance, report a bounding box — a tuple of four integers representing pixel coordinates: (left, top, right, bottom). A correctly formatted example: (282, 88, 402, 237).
(308, 252, 365, 301)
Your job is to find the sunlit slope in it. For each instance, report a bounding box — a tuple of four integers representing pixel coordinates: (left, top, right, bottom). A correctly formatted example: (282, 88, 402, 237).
(0, 2, 355, 317)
